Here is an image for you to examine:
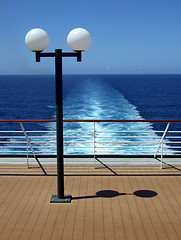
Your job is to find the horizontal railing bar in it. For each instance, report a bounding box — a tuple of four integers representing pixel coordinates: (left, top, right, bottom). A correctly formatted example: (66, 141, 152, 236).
(65, 150, 93, 152)
(27, 146, 56, 149)
(64, 131, 93, 133)
(0, 130, 180, 134)
(64, 146, 93, 148)
(25, 151, 57, 154)
(167, 151, 181, 153)
(3, 141, 165, 144)
(0, 130, 180, 133)
(2, 145, 172, 150)
(64, 141, 94, 143)
(0, 151, 28, 153)
(66, 119, 181, 122)
(165, 137, 181, 139)
(25, 131, 56, 133)
(0, 120, 56, 123)
(24, 136, 56, 139)
(64, 136, 93, 139)
(0, 119, 181, 123)
(0, 140, 162, 144)
(0, 141, 27, 144)
(0, 137, 25, 139)
(95, 131, 164, 133)
(0, 131, 24, 133)
(28, 141, 56, 146)
(94, 136, 161, 139)
(167, 131, 181, 133)
(2, 145, 172, 149)
(5, 144, 163, 148)
(95, 141, 161, 144)
(22, 142, 161, 148)
(165, 146, 181, 149)
(0, 146, 30, 149)
(95, 146, 160, 149)
(95, 151, 155, 153)
(0, 130, 181, 133)
(29, 141, 56, 143)
(0, 131, 55, 133)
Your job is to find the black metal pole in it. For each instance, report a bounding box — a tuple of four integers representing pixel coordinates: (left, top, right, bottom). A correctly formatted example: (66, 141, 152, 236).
(36, 50, 81, 203)
(50, 49, 72, 202)
(55, 49, 64, 199)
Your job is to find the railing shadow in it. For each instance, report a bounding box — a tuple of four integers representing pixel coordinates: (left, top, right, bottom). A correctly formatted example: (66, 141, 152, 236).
(95, 157, 118, 175)
(0, 173, 56, 177)
(0, 157, 180, 176)
(155, 158, 181, 172)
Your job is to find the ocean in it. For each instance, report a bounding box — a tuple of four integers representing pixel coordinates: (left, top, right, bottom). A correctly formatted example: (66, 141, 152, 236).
(0, 74, 181, 156)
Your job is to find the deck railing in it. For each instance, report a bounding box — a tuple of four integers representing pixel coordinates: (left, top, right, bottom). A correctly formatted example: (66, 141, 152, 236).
(0, 120, 181, 168)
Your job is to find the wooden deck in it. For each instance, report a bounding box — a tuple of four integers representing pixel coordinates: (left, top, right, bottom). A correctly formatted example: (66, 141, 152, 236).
(0, 162, 180, 240)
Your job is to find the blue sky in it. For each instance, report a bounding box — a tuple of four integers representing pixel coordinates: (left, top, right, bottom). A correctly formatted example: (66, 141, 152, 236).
(0, 0, 181, 74)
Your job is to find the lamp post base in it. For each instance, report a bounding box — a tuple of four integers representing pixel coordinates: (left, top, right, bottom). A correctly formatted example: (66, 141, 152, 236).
(50, 194, 72, 203)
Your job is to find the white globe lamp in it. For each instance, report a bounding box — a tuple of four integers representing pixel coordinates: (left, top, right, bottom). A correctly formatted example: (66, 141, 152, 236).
(25, 28, 50, 52)
(67, 28, 91, 51)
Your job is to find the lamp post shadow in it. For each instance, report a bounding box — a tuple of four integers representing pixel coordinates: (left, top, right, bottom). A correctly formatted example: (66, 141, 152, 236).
(72, 189, 157, 200)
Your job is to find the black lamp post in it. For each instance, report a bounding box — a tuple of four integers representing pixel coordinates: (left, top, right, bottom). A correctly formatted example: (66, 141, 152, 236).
(25, 28, 91, 203)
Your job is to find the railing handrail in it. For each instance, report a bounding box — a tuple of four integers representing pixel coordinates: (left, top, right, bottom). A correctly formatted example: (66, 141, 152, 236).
(0, 119, 181, 123)
(0, 119, 181, 168)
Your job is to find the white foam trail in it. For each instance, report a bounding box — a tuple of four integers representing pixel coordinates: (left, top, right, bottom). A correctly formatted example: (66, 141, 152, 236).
(44, 77, 172, 155)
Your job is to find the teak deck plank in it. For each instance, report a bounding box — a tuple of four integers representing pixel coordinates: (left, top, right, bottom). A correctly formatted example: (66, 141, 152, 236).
(0, 163, 180, 240)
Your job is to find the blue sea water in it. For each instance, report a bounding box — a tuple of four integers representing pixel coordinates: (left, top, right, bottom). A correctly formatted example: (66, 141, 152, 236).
(0, 74, 181, 123)
(0, 74, 181, 155)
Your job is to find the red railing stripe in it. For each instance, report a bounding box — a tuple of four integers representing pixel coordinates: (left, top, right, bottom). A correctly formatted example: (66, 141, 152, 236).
(0, 120, 181, 123)
(0, 120, 55, 123)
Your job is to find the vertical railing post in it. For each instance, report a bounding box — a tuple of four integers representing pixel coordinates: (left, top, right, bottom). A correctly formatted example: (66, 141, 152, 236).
(154, 122, 170, 161)
(94, 121, 96, 167)
(20, 122, 47, 175)
(27, 141, 29, 168)
(161, 142, 163, 169)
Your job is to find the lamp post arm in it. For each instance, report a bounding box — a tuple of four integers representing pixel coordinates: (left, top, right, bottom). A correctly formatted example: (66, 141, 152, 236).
(62, 51, 82, 62)
(35, 50, 82, 62)
(35, 51, 55, 62)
